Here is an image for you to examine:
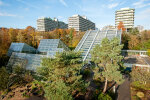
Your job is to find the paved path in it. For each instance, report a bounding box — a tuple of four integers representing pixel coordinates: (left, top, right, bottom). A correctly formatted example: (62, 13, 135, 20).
(117, 77, 131, 100)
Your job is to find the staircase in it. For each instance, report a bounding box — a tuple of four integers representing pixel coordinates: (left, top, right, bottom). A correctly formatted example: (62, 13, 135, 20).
(75, 29, 122, 61)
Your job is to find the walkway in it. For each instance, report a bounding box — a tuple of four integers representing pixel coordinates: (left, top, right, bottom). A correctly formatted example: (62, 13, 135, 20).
(117, 77, 131, 100)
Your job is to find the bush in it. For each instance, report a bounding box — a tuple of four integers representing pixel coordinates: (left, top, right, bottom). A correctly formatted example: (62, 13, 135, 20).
(130, 67, 150, 84)
(82, 69, 91, 77)
(98, 93, 112, 100)
(44, 80, 72, 100)
(92, 89, 101, 100)
(9, 65, 33, 85)
(0, 67, 9, 90)
(12, 65, 26, 75)
(136, 92, 144, 98)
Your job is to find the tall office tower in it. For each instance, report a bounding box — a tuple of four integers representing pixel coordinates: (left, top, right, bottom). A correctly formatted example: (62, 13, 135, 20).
(68, 15, 95, 31)
(115, 8, 135, 31)
(37, 17, 68, 32)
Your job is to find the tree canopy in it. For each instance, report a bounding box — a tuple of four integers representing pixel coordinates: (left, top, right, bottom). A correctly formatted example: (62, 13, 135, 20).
(91, 37, 124, 93)
(37, 51, 88, 99)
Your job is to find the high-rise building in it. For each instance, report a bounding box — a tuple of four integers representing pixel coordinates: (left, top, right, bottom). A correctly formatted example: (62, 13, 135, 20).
(37, 17, 67, 32)
(115, 8, 135, 30)
(68, 15, 95, 31)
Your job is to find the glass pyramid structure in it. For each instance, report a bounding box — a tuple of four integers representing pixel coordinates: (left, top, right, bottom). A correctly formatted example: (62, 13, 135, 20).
(7, 39, 70, 71)
(75, 29, 122, 61)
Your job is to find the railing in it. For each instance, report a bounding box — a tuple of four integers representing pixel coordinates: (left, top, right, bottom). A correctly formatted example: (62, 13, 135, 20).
(75, 30, 91, 51)
(124, 63, 150, 68)
(121, 50, 148, 56)
(83, 30, 100, 61)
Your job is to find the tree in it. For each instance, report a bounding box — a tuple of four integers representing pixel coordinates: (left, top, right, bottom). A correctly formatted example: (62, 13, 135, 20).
(117, 21, 126, 32)
(91, 37, 124, 93)
(8, 28, 17, 42)
(129, 28, 139, 35)
(69, 29, 73, 47)
(0, 67, 9, 90)
(17, 30, 27, 43)
(25, 26, 35, 46)
(121, 33, 130, 49)
(37, 51, 88, 99)
(131, 67, 150, 84)
(44, 80, 73, 100)
(128, 35, 140, 50)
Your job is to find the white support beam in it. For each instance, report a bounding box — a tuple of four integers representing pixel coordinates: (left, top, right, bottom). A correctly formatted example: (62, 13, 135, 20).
(76, 30, 91, 51)
(83, 29, 100, 61)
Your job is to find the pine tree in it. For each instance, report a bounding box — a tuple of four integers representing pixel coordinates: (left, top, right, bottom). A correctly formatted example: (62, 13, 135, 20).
(91, 37, 124, 93)
(44, 80, 73, 100)
(37, 51, 88, 99)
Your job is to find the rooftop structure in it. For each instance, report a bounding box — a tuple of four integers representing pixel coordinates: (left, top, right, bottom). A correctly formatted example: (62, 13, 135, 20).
(7, 43, 36, 56)
(7, 39, 70, 71)
(75, 29, 122, 61)
(37, 39, 70, 56)
(37, 17, 67, 32)
(68, 15, 95, 31)
(115, 8, 135, 30)
(102, 25, 116, 30)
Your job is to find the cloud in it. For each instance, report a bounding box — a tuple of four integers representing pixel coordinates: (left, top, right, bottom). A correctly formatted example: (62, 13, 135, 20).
(136, 8, 150, 20)
(24, 8, 29, 11)
(108, 3, 119, 9)
(133, 0, 150, 8)
(108, 0, 114, 2)
(59, 0, 67, 7)
(0, 1, 3, 6)
(16, 0, 39, 9)
(0, 12, 17, 17)
(0, 0, 9, 6)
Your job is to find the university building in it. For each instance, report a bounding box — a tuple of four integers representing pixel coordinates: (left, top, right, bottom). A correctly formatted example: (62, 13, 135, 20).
(68, 15, 95, 31)
(115, 8, 135, 31)
(37, 17, 68, 32)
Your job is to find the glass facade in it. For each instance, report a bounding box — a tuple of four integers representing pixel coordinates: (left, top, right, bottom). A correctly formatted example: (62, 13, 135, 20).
(7, 39, 70, 71)
(7, 43, 36, 56)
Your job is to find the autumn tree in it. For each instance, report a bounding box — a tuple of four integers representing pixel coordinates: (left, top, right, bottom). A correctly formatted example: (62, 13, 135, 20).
(17, 30, 27, 43)
(131, 67, 150, 84)
(8, 28, 17, 42)
(91, 37, 124, 93)
(141, 30, 150, 42)
(69, 29, 74, 47)
(128, 35, 140, 49)
(117, 21, 126, 32)
(24, 26, 35, 46)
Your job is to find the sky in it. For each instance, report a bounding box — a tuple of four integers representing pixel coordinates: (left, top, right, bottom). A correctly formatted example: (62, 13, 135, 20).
(0, 0, 150, 29)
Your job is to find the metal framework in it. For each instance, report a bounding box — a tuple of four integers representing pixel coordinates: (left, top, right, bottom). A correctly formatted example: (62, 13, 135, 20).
(75, 29, 122, 61)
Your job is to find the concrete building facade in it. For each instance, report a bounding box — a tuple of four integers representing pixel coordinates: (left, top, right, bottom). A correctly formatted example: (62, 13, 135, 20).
(37, 17, 67, 32)
(68, 15, 95, 31)
(115, 8, 135, 30)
